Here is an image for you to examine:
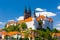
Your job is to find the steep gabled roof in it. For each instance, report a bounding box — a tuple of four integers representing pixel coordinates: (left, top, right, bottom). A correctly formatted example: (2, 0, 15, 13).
(36, 15, 46, 21)
(48, 18, 53, 22)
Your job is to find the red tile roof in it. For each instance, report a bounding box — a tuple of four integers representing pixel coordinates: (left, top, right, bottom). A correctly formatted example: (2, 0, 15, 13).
(17, 17, 32, 24)
(0, 31, 7, 36)
(7, 31, 20, 36)
(48, 18, 53, 22)
(37, 15, 46, 21)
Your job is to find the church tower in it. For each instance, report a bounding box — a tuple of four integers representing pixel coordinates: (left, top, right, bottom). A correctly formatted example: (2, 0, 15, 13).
(24, 7, 27, 20)
(24, 7, 31, 20)
(27, 7, 31, 17)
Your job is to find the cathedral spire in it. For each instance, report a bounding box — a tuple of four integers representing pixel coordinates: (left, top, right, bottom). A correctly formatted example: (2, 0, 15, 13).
(28, 7, 31, 13)
(24, 6, 27, 13)
(24, 6, 27, 20)
(27, 6, 31, 17)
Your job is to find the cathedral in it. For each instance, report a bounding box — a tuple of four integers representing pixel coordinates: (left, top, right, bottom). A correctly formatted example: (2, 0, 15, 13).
(6, 7, 53, 30)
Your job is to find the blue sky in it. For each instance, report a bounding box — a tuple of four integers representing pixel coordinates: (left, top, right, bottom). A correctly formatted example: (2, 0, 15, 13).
(0, 0, 60, 29)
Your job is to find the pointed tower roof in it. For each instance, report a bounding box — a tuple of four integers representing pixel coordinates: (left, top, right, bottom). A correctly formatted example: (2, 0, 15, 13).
(27, 6, 31, 17)
(24, 6, 27, 13)
(28, 6, 31, 13)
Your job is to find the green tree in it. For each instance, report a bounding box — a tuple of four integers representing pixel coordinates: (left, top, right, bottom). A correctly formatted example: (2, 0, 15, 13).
(38, 20, 43, 29)
(37, 27, 57, 40)
(3, 24, 20, 32)
(52, 28, 58, 33)
(20, 22, 27, 30)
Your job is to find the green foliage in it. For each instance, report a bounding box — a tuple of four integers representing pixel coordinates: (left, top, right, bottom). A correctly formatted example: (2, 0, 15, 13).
(52, 28, 58, 33)
(24, 37, 29, 40)
(20, 22, 27, 29)
(3, 24, 20, 32)
(38, 20, 43, 29)
(37, 27, 57, 40)
(20, 38, 29, 40)
(3, 22, 27, 32)
(3, 22, 59, 40)
(38, 20, 43, 25)
(52, 37, 58, 40)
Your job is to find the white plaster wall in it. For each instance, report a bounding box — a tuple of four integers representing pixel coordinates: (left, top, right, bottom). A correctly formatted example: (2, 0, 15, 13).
(33, 18, 39, 29)
(26, 18, 39, 30)
(2, 34, 4, 39)
(10, 23, 16, 26)
(48, 22, 53, 30)
(44, 19, 53, 30)
(42, 20, 49, 29)
(12, 34, 21, 38)
(25, 17, 53, 30)
(7, 23, 16, 27)
(42, 20, 47, 29)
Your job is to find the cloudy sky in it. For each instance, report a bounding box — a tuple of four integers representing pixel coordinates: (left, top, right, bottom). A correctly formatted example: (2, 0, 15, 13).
(0, 0, 60, 29)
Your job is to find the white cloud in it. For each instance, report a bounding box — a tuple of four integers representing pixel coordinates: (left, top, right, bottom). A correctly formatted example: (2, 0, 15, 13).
(57, 5, 60, 10)
(0, 22, 6, 28)
(0, 22, 4, 25)
(55, 22, 60, 26)
(35, 8, 45, 11)
(0, 22, 6, 25)
(8, 20, 15, 22)
(35, 8, 56, 17)
(57, 24, 60, 26)
(35, 12, 56, 17)
(56, 28, 60, 30)
(17, 16, 24, 21)
(35, 12, 40, 17)
(54, 23, 60, 30)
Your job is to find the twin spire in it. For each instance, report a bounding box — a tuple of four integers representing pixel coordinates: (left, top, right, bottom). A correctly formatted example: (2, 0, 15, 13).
(24, 6, 27, 13)
(24, 6, 36, 20)
(24, 6, 31, 14)
(24, 6, 31, 20)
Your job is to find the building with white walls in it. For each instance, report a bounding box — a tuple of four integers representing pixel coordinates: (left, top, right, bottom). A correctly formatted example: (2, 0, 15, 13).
(6, 7, 53, 30)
